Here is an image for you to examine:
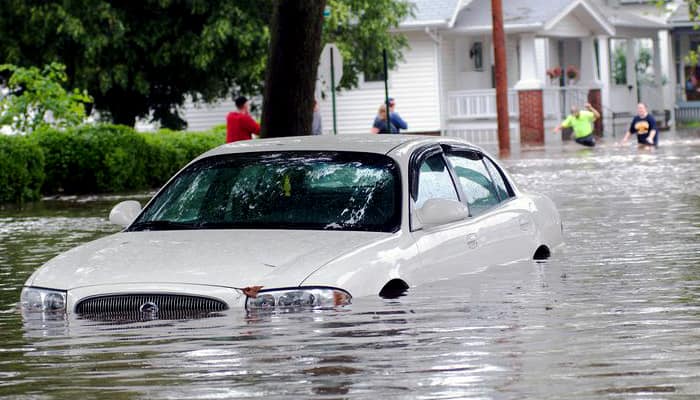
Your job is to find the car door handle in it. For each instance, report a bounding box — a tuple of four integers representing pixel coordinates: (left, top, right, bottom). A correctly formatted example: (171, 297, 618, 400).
(466, 233, 478, 249)
(519, 217, 531, 231)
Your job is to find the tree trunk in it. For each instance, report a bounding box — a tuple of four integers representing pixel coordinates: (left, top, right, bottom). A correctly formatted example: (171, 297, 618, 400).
(103, 90, 140, 127)
(260, 0, 326, 138)
(110, 109, 137, 127)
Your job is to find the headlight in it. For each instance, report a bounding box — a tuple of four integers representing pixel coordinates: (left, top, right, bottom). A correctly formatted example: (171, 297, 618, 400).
(246, 286, 351, 310)
(20, 287, 67, 312)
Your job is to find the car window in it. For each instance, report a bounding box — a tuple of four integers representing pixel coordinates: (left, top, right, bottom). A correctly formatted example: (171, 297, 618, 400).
(483, 157, 513, 201)
(414, 153, 459, 209)
(131, 152, 401, 232)
(446, 152, 500, 216)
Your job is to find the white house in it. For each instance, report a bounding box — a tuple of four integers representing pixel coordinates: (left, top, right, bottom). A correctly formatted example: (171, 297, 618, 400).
(317, 0, 674, 146)
(668, 2, 700, 122)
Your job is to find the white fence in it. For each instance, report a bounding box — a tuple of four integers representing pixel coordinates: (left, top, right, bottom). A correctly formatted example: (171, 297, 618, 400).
(447, 87, 595, 122)
(446, 89, 519, 120)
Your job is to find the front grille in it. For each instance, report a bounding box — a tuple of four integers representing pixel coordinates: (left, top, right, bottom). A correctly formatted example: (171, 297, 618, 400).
(75, 294, 229, 315)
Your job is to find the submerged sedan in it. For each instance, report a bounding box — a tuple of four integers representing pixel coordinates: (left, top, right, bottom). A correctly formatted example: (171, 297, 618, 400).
(21, 135, 562, 317)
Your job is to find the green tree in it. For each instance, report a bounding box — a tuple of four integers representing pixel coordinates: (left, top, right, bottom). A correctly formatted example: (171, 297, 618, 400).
(0, 63, 91, 133)
(0, 0, 271, 129)
(0, 0, 411, 131)
(323, 0, 413, 89)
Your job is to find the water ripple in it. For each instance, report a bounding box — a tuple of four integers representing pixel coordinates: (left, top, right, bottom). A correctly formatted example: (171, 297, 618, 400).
(0, 135, 699, 398)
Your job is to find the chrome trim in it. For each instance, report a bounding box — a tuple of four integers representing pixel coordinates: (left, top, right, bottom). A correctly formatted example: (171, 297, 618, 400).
(75, 293, 228, 315)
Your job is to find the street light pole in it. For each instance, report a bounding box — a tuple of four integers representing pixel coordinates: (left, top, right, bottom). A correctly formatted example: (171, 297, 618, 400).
(491, 0, 510, 155)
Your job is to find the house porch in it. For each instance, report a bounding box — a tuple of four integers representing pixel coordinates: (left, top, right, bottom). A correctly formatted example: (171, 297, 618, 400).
(441, 2, 671, 144)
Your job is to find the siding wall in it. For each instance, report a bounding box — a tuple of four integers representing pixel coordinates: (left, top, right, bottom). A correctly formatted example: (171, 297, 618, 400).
(180, 98, 237, 132)
(506, 35, 519, 87)
(452, 36, 493, 90)
(440, 36, 457, 130)
(319, 31, 441, 135)
(442, 34, 521, 108)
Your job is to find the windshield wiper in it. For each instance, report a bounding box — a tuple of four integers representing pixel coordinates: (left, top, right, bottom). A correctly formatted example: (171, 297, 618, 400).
(129, 220, 198, 231)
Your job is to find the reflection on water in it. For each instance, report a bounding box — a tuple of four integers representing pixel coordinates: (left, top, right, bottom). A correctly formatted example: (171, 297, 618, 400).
(1, 133, 699, 398)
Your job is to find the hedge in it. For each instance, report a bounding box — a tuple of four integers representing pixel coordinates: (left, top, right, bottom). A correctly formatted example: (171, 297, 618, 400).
(33, 125, 150, 194)
(140, 126, 226, 187)
(0, 123, 226, 204)
(0, 135, 45, 204)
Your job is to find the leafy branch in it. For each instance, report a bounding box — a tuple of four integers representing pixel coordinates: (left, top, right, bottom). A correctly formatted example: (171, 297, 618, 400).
(0, 63, 92, 133)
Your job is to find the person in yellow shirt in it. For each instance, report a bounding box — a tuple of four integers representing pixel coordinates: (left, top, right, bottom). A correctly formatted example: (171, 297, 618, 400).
(552, 102, 601, 147)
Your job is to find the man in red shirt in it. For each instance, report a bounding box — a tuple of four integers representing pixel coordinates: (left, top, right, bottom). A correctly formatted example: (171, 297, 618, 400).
(226, 96, 260, 143)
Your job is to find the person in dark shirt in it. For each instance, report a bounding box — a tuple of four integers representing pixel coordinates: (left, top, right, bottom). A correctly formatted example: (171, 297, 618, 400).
(620, 103, 658, 147)
(388, 98, 408, 133)
(226, 96, 260, 143)
(370, 104, 398, 134)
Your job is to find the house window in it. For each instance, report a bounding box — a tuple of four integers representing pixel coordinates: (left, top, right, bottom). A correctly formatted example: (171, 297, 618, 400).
(470, 42, 483, 71)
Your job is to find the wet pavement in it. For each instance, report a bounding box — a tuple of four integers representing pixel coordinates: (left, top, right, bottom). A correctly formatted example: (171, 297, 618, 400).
(0, 131, 699, 399)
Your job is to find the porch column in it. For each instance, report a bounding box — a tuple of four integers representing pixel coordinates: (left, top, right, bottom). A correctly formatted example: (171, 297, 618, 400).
(660, 30, 676, 123)
(680, 34, 689, 101)
(652, 36, 663, 112)
(544, 38, 556, 86)
(579, 37, 600, 86)
(514, 33, 541, 89)
(597, 35, 611, 134)
(514, 33, 545, 145)
(626, 39, 637, 103)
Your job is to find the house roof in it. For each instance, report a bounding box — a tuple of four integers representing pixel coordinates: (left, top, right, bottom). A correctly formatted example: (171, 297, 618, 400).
(597, 1, 667, 29)
(401, 0, 462, 28)
(668, 3, 698, 28)
(426, 0, 666, 34)
(451, 0, 615, 34)
(454, 0, 571, 29)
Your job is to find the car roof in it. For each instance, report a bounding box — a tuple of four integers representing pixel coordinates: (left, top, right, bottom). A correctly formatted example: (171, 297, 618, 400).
(197, 134, 485, 161)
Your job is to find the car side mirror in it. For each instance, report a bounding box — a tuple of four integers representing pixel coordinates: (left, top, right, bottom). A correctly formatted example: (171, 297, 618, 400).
(416, 198, 468, 229)
(109, 200, 142, 227)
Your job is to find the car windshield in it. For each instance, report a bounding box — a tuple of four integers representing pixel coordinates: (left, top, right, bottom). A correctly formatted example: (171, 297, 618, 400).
(130, 151, 401, 232)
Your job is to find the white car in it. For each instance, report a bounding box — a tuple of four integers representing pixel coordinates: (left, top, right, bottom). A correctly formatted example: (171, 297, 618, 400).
(21, 135, 563, 317)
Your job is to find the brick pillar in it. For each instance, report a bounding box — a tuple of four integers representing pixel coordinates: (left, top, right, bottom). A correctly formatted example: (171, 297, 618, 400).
(518, 89, 544, 145)
(588, 88, 603, 136)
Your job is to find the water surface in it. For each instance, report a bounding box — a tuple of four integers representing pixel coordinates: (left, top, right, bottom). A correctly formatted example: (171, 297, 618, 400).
(1, 133, 699, 399)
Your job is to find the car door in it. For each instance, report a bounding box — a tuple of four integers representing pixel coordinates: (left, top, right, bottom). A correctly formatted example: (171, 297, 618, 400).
(482, 154, 538, 260)
(407, 146, 486, 285)
(443, 146, 536, 264)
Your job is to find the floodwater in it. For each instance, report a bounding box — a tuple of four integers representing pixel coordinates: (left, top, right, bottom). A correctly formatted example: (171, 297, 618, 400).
(1, 131, 699, 399)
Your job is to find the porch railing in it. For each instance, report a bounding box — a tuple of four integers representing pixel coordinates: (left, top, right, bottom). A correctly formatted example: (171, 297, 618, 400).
(447, 89, 518, 120)
(447, 87, 593, 121)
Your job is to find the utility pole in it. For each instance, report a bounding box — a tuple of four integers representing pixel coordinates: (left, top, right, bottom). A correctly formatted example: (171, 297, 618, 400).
(383, 49, 391, 130)
(491, 0, 510, 155)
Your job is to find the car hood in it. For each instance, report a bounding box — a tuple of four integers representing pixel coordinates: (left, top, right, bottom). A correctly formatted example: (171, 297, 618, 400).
(28, 230, 389, 290)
